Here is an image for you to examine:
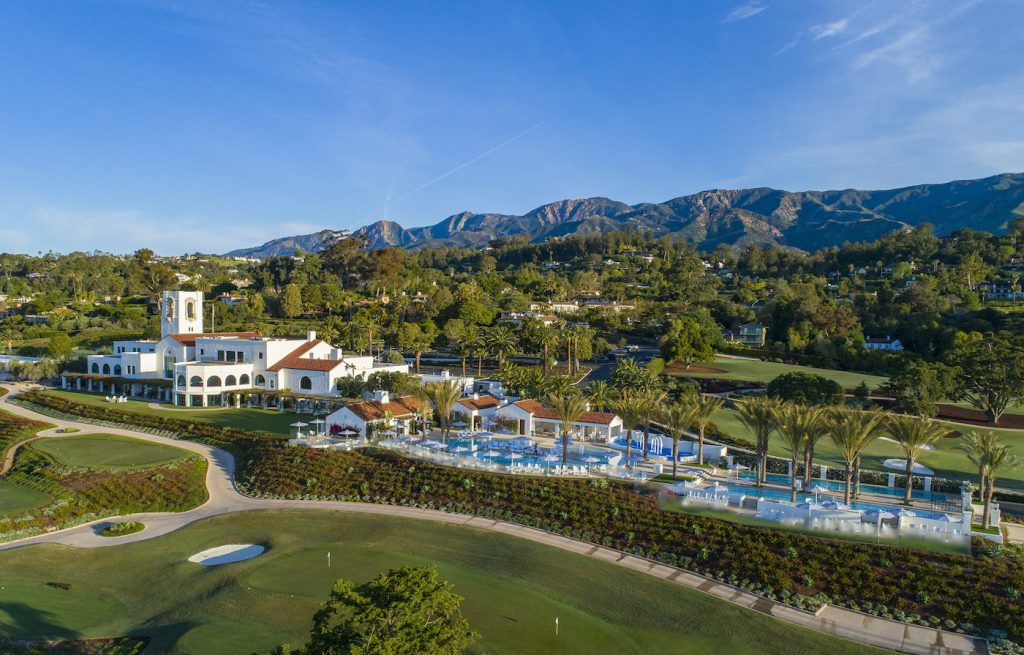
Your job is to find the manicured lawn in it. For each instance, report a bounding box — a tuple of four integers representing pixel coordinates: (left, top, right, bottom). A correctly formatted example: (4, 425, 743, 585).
(31, 434, 190, 469)
(671, 356, 889, 389)
(0, 479, 52, 515)
(715, 408, 1024, 489)
(43, 390, 310, 436)
(0, 510, 895, 655)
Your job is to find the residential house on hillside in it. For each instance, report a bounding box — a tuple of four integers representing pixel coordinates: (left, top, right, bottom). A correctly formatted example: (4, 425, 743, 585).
(863, 336, 904, 352)
(738, 323, 767, 347)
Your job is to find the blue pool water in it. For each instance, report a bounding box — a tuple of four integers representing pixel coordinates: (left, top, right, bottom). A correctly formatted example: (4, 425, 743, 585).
(726, 484, 953, 520)
(741, 472, 952, 504)
(442, 437, 619, 468)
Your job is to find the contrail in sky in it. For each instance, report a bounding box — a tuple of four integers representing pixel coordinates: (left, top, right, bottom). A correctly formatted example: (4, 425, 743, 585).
(394, 121, 545, 203)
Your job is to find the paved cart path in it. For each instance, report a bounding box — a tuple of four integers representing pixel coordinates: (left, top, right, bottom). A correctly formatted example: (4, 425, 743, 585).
(0, 385, 988, 655)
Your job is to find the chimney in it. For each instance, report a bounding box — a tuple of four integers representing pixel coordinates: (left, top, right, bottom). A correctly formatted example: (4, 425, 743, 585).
(472, 392, 479, 400)
(307, 330, 317, 341)
(373, 389, 390, 404)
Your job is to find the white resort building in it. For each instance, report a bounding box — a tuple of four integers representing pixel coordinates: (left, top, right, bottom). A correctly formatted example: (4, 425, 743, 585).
(71, 290, 408, 406)
(495, 399, 623, 442)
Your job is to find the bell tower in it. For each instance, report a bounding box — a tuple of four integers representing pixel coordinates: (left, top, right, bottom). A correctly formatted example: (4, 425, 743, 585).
(161, 290, 204, 338)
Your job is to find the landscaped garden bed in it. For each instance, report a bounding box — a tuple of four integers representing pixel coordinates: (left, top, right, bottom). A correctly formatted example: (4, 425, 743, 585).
(16, 390, 1024, 648)
(99, 520, 145, 537)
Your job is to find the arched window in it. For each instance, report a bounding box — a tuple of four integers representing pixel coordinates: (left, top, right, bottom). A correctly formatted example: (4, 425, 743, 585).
(91, 363, 99, 374)
(102, 363, 111, 375)
(177, 375, 186, 387)
(225, 375, 237, 386)
(186, 300, 196, 320)
(207, 375, 222, 387)
(113, 365, 122, 376)
(165, 298, 175, 319)
(300, 376, 313, 390)
(190, 376, 203, 386)
(254, 374, 265, 386)
(239, 374, 251, 386)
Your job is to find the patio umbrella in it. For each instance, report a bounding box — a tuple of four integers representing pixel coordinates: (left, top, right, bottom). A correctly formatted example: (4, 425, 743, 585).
(450, 446, 470, 454)
(542, 453, 560, 471)
(893, 508, 917, 517)
(340, 428, 358, 436)
(452, 420, 468, 428)
(290, 421, 309, 427)
(808, 484, 829, 502)
(506, 452, 524, 467)
(482, 449, 501, 458)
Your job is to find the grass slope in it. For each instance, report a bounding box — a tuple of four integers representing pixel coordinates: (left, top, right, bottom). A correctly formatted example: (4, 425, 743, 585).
(42, 390, 306, 436)
(669, 356, 889, 389)
(0, 510, 894, 655)
(0, 479, 51, 515)
(32, 434, 189, 469)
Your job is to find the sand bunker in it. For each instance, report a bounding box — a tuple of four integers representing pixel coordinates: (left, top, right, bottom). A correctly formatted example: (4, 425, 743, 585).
(188, 544, 265, 566)
(879, 436, 935, 450)
(882, 459, 935, 476)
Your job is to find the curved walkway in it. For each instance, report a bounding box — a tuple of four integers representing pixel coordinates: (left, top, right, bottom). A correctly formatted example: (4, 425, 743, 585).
(0, 385, 987, 655)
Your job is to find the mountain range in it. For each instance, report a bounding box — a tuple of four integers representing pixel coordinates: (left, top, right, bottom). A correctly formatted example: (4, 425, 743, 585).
(226, 173, 1024, 258)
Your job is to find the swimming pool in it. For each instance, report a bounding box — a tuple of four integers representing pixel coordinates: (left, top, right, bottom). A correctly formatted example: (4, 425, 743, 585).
(442, 437, 621, 468)
(722, 483, 953, 520)
(740, 472, 953, 504)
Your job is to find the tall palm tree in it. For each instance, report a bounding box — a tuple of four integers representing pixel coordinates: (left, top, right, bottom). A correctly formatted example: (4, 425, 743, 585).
(637, 387, 666, 460)
(686, 394, 725, 467)
(412, 384, 433, 437)
(486, 325, 517, 368)
(464, 326, 485, 378)
(774, 404, 828, 502)
(586, 380, 613, 413)
(887, 414, 949, 505)
(538, 324, 560, 375)
(961, 430, 1021, 528)
(827, 408, 885, 504)
(609, 390, 643, 461)
(548, 392, 589, 467)
(801, 410, 833, 487)
(659, 401, 695, 479)
(735, 396, 780, 486)
(424, 380, 462, 444)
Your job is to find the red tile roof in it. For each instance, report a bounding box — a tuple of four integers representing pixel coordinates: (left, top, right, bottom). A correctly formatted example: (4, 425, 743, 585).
(457, 395, 501, 411)
(167, 331, 260, 346)
(510, 399, 619, 425)
(344, 396, 421, 421)
(267, 340, 345, 372)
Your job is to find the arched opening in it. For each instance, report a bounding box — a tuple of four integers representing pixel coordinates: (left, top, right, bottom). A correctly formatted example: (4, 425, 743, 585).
(91, 363, 99, 374)
(225, 375, 237, 386)
(190, 376, 203, 386)
(254, 374, 265, 386)
(300, 376, 313, 390)
(165, 298, 175, 319)
(113, 365, 122, 376)
(239, 373, 251, 386)
(186, 300, 196, 320)
(102, 364, 111, 375)
(207, 376, 222, 387)
(177, 375, 186, 387)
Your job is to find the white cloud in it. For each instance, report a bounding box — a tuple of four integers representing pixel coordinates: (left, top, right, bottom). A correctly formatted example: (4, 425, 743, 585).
(809, 18, 849, 40)
(852, 27, 941, 83)
(725, 1, 767, 22)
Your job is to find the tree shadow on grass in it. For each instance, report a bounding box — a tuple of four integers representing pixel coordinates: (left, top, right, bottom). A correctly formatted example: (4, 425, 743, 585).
(0, 600, 78, 640)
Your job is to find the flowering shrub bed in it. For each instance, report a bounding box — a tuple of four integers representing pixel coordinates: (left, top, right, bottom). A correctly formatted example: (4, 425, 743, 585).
(0, 447, 207, 542)
(19, 391, 1024, 644)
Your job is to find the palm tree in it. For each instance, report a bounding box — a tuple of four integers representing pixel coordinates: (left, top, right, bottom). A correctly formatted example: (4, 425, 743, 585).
(548, 392, 589, 467)
(660, 401, 695, 479)
(774, 404, 828, 502)
(827, 408, 884, 504)
(961, 430, 1021, 528)
(735, 396, 780, 486)
(538, 324, 560, 375)
(887, 414, 949, 505)
(412, 384, 433, 436)
(801, 410, 832, 487)
(424, 380, 462, 444)
(609, 390, 643, 461)
(486, 325, 517, 368)
(685, 394, 725, 467)
(586, 380, 613, 413)
(636, 388, 666, 460)
(464, 326, 485, 378)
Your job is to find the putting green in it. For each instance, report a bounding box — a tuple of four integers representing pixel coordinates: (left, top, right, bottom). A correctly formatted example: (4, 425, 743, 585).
(30, 434, 190, 469)
(0, 479, 52, 515)
(0, 510, 894, 655)
(0, 579, 124, 640)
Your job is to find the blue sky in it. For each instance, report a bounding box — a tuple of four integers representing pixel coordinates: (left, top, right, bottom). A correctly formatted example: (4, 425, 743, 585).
(1, 0, 1022, 254)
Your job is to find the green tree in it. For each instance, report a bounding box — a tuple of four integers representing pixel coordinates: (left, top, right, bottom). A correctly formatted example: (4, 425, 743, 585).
(734, 396, 780, 486)
(827, 408, 884, 504)
(960, 430, 1021, 528)
(548, 391, 588, 467)
(773, 404, 828, 502)
(659, 315, 716, 369)
(485, 325, 517, 368)
(47, 332, 73, 360)
(281, 283, 304, 319)
(586, 380, 613, 413)
(887, 414, 948, 505)
(397, 322, 437, 373)
(947, 332, 1024, 423)
(292, 565, 477, 655)
(681, 394, 724, 467)
(766, 372, 843, 407)
(659, 400, 695, 479)
(423, 380, 462, 444)
(609, 390, 643, 461)
(880, 361, 957, 417)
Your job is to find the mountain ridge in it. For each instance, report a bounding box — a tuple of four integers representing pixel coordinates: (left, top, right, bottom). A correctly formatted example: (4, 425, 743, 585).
(225, 173, 1024, 258)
